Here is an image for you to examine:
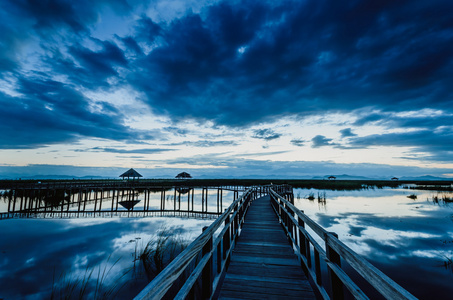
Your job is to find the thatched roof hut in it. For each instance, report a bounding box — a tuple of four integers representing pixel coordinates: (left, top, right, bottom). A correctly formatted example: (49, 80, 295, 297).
(176, 172, 192, 179)
(120, 168, 143, 180)
(328, 175, 336, 180)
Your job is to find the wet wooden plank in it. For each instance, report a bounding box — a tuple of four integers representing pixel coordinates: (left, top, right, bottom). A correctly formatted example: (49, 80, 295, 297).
(218, 195, 316, 299)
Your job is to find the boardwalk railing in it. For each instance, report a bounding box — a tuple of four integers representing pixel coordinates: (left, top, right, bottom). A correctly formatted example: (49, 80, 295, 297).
(269, 187, 417, 300)
(134, 187, 257, 300)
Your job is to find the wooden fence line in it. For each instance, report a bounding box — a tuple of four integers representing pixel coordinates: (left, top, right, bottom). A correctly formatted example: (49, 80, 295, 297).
(269, 188, 417, 300)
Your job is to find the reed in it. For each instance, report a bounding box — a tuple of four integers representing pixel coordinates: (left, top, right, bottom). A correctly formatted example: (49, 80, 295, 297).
(138, 227, 189, 280)
(50, 255, 129, 300)
(430, 194, 453, 205)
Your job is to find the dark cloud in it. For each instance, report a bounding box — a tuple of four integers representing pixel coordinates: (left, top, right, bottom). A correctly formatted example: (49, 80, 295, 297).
(82, 147, 173, 154)
(1, 0, 453, 162)
(167, 140, 238, 147)
(340, 128, 357, 138)
(127, 0, 453, 126)
(291, 139, 305, 147)
(0, 75, 148, 148)
(252, 129, 281, 140)
(311, 135, 336, 148)
(348, 129, 453, 162)
(68, 40, 128, 78)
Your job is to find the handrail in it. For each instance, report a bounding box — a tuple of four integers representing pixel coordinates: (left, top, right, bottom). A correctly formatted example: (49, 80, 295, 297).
(269, 188, 417, 300)
(134, 186, 257, 300)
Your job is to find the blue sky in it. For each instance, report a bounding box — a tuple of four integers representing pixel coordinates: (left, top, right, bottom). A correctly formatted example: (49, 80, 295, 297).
(1, 0, 453, 179)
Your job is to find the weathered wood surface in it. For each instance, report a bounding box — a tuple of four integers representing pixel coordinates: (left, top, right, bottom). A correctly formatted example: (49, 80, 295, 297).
(218, 195, 316, 300)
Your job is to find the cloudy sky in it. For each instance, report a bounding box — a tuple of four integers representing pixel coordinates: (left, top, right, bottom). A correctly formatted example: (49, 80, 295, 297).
(1, 0, 453, 179)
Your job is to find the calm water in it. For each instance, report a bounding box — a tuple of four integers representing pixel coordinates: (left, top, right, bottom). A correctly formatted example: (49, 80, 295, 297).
(0, 187, 234, 299)
(293, 186, 453, 299)
(1, 187, 452, 299)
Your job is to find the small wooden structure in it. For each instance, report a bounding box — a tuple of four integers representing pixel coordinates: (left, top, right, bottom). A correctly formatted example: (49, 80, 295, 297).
(391, 177, 399, 181)
(328, 175, 336, 180)
(176, 172, 192, 179)
(119, 168, 143, 181)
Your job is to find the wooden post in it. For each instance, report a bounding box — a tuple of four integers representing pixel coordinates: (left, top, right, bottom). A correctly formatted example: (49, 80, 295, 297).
(94, 189, 98, 212)
(187, 188, 190, 211)
(12, 190, 17, 212)
(223, 215, 231, 260)
(297, 216, 310, 272)
(66, 189, 71, 212)
(220, 188, 223, 212)
(178, 189, 181, 210)
(326, 232, 344, 300)
(314, 248, 322, 286)
(217, 188, 220, 214)
(77, 188, 82, 213)
(111, 188, 115, 212)
(98, 188, 103, 212)
(174, 188, 177, 211)
(201, 188, 204, 212)
(7, 192, 12, 212)
(83, 189, 87, 211)
(202, 226, 213, 299)
(191, 188, 194, 212)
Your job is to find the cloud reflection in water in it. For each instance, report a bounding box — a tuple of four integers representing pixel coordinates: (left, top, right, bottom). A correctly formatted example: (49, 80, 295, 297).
(294, 187, 453, 299)
(0, 217, 212, 299)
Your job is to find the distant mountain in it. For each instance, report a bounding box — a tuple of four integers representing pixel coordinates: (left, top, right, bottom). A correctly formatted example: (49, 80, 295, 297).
(399, 175, 453, 181)
(4, 175, 109, 180)
(311, 174, 377, 180)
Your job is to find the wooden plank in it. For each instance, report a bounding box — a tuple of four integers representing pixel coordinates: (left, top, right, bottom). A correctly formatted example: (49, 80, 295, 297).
(218, 195, 316, 299)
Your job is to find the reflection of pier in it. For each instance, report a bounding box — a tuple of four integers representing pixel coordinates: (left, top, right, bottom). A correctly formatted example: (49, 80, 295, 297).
(1, 210, 220, 220)
(1, 183, 246, 220)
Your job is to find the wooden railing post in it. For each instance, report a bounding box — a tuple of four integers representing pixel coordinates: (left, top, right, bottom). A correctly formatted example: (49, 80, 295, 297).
(314, 248, 322, 286)
(326, 232, 344, 300)
(223, 215, 231, 260)
(202, 226, 213, 299)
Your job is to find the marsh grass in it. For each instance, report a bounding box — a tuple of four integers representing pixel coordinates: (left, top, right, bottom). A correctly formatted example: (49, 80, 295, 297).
(430, 194, 453, 205)
(50, 255, 129, 300)
(317, 191, 326, 202)
(138, 227, 189, 281)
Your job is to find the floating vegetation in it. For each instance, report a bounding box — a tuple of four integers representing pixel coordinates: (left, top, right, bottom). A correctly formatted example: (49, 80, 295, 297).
(430, 194, 453, 205)
(407, 194, 417, 200)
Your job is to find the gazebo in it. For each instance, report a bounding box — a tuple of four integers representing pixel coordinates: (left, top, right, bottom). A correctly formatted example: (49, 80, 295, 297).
(391, 177, 399, 181)
(119, 168, 143, 181)
(328, 175, 336, 180)
(176, 172, 192, 179)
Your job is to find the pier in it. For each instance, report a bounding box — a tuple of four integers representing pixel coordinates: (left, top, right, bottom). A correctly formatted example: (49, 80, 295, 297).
(0, 181, 245, 220)
(135, 185, 417, 300)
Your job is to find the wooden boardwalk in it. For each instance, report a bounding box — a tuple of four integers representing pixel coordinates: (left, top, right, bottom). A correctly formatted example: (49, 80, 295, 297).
(218, 195, 316, 300)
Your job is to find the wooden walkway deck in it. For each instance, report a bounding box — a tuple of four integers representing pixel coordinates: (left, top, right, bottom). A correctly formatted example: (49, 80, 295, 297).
(218, 195, 316, 300)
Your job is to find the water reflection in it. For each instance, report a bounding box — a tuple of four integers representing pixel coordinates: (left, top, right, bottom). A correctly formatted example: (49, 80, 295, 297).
(0, 216, 212, 299)
(293, 187, 453, 299)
